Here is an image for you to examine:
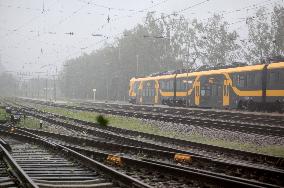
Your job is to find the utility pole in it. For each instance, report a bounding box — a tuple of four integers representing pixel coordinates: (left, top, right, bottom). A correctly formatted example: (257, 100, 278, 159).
(136, 55, 139, 76)
(53, 66, 57, 102)
(37, 75, 40, 98)
(106, 79, 109, 100)
(186, 48, 189, 107)
(45, 71, 48, 101)
(53, 75, 56, 101)
(117, 45, 121, 100)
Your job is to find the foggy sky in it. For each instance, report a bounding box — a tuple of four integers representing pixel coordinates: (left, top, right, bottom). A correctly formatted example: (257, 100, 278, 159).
(0, 0, 280, 77)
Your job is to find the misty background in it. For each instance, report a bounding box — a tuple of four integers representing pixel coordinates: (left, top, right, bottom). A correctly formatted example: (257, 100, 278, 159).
(0, 0, 283, 100)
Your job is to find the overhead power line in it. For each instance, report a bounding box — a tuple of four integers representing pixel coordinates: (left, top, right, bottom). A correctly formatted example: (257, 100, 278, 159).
(0, 0, 58, 38)
(95, 0, 171, 32)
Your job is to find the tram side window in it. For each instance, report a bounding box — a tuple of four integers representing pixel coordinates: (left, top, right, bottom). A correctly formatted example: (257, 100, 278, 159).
(269, 71, 280, 85)
(280, 71, 284, 83)
(240, 75, 246, 87)
(206, 85, 211, 96)
(181, 79, 187, 90)
(163, 80, 168, 90)
(160, 80, 165, 90)
(247, 73, 255, 87)
(134, 82, 140, 93)
(182, 78, 192, 90)
(177, 78, 183, 90)
(201, 86, 211, 96)
(169, 80, 174, 90)
(235, 74, 246, 88)
(165, 80, 169, 90)
(146, 88, 149, 96)
(279, 69, 284, 83)
(176, 79, 180, 91)
(232, 74, 237, 86)
(212, 85, 218, 96)
(177, 79, 187, 91)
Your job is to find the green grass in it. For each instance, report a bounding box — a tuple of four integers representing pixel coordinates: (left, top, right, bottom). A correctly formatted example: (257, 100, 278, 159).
(0, 109, 8, 122)
(19, 117, 41, 129)
(31, 104, 284, 157)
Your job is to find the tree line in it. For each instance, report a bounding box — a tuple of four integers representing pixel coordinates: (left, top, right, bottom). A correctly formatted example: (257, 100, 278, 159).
(59, 4, 284, 100)
(1, 5, 283, 100)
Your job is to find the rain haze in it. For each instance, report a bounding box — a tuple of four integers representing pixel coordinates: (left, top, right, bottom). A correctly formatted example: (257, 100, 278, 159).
(0, 0, 280, 74)
(0, 1, 284, 187)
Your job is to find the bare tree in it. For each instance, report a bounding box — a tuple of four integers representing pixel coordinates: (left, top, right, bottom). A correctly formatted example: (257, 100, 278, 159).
(243, 4, 284, 64)
(197, 14, 240, 66)
(271, 5, 284, 56)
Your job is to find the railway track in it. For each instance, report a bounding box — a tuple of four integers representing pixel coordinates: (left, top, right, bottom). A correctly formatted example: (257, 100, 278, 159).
(8, 140, 117, 187)
(0, 130, 151, 188)
(19, 97, 284, 127)
(1, 124, 282, 188)
(2, 99, 284, 187)
(1, 127, 275, 188)
(1, 137, 31, 188)
(9, 101, 284, 169)
(16, 98, 284, 137)
(79, 101, 284, 126)
(0, 160, 17, 188)
(12, 125, 284, 186)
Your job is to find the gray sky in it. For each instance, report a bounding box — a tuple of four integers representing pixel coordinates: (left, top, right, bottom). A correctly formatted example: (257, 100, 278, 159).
(0, 0, 281, 77)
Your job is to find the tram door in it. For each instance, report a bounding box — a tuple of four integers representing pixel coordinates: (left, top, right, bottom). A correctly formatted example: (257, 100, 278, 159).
(142, 81, 156, 105)
(199, 76, 223, 108)
(194, 81, 200, 106)
(207, 76, 223, 107)
(223, 79, 230, 106)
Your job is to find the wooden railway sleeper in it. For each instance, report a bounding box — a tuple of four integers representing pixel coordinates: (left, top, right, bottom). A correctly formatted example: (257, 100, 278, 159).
(1, 131, 151, 188)
(6, 104, 284, 169)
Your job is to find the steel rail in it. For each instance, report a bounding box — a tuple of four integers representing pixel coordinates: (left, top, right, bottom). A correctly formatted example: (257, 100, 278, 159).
(1, 129, 278, 188)
(0, 130, 151, 188)
(3, 100, 284, 187)
(24, 127, 284, 186)
(70, 105, 284, 136)
(1, 123, 283, 187)
(80, 101, 284, 126)
(17, 98, 284, 136)
(67, 144, 281, 188)
(12, 103, 284, 168)
(0, 138, 38, 188)
(18, 97, 284, 126)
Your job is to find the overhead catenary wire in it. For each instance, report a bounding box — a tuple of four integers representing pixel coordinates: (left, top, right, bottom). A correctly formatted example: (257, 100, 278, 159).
(56, 0, 212, 67)
(78, 0, 166, 13)
(1, 0, 282, 72)
(63, 7, 281, 68)
(33, 0, 173, 66)
(95, 0, 172, 33)
(43, 0, 266, 65)
(0, 0, 58, 38)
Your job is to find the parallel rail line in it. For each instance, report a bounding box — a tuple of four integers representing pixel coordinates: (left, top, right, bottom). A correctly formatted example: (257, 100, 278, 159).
(19, 98, 284, 126)
(10, 101, 284, 169)
(17, 98, 284, 137)
(7, 124, 284, 187)
(79, 101, 284, 126)
(0, 129, 151, 188)
(1, 126, 282, 188)
(0, 137, 36, 187)
(2, 99, 284, 187)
